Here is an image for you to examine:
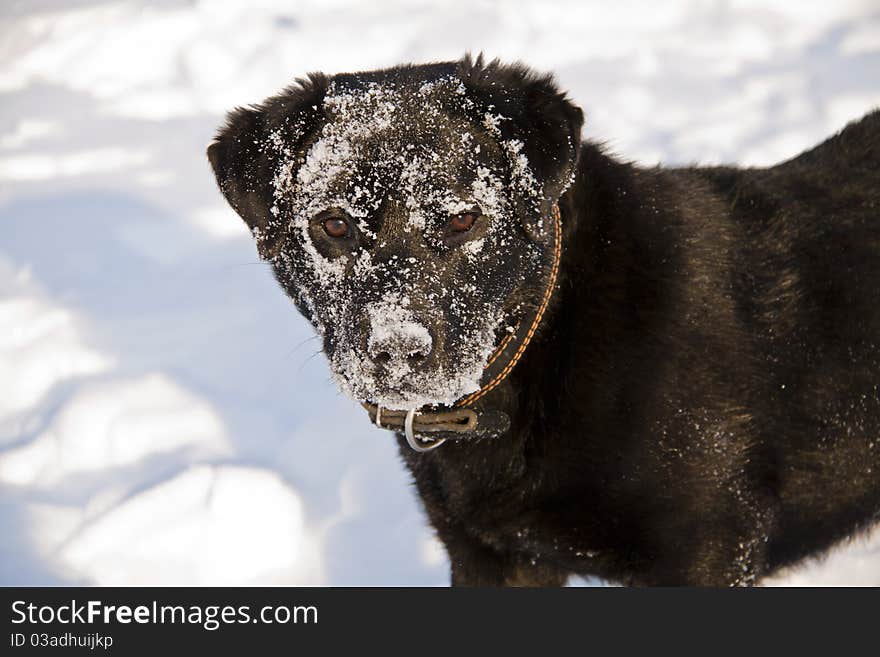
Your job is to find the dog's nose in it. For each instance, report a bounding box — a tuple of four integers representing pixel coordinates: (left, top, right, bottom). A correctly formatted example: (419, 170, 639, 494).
(367, 319, 433, 369)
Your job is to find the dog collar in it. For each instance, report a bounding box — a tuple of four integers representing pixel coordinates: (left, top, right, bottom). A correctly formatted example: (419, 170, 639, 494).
(363, 202, 563, 452)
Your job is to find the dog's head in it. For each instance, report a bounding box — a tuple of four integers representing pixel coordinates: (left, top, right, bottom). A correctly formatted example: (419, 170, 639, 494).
(208, 56, 583, 410)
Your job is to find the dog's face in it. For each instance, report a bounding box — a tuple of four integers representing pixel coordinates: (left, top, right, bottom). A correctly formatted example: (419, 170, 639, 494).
(209, 58, 582, 410)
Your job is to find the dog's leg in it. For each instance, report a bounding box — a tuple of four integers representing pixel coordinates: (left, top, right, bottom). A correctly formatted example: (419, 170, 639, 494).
(500, 558, 570, 587)
(448, 537, 568, 587)
(447, 538, 507, 587)
(406, 449, 570, 586)
(644, 481, 778, 586)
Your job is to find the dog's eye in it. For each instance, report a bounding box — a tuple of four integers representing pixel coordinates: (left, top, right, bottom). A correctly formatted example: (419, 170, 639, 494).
(323, 216, 350, 238)
(449, 211, 478, 233)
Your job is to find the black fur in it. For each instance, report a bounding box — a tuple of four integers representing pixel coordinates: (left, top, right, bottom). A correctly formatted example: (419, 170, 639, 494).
(209, 56, 880, 586)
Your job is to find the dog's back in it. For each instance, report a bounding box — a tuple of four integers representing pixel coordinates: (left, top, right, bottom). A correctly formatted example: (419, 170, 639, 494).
(698, 110, 880, 569)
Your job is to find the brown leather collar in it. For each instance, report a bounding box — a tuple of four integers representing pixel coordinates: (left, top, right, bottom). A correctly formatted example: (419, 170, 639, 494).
(364, 203, 562, 452)
(362, 404, 477, 434)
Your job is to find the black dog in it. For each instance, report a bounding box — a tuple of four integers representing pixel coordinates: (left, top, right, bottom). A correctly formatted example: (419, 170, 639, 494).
(208, 56, 880, 586)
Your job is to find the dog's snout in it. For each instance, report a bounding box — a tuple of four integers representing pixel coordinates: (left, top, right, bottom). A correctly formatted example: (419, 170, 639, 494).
(368, 326, 433, 365)
(372, 345, 429, 365)
(367, 314, 433, 370)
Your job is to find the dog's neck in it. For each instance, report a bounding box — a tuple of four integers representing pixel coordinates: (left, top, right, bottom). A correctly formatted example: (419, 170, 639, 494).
(397, 142, 645, 459)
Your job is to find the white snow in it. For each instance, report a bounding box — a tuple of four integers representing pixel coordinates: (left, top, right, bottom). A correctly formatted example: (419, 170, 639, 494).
(1, 0, 879, 587)
(0, 147, 150, 182)
(50, 465, 322, 585)
(0, 267, 114, 429)
(0, 373, 231, 487)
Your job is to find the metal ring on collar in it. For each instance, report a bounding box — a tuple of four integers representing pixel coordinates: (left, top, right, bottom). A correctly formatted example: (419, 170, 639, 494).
(405, 408, 446, 452)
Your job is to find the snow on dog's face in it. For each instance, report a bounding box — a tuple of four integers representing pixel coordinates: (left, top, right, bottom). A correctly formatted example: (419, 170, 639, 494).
(208, 58, 583, 410)
(271, 77, 545, 410)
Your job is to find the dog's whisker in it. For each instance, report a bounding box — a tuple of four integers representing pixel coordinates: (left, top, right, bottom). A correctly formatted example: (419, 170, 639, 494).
(286, 335, 321, 359)
(296, 349, 325, 374)
(198, 262, 271, 274)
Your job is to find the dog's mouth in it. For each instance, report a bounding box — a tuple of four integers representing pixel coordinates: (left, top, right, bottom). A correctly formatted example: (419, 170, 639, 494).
(358, 304, 523, 411)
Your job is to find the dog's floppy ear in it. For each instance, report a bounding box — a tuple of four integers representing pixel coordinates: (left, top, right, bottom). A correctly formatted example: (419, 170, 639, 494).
(207, 75, 328, 258)
(458, 55, 583, 240)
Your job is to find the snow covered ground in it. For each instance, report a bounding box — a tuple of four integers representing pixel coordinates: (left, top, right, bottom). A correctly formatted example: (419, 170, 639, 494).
(1, 0, 879, 586)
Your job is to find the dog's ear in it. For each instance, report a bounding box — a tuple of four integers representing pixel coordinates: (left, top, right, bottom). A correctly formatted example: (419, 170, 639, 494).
(207, 75, 328, 258)
(458, 55, 583, 240)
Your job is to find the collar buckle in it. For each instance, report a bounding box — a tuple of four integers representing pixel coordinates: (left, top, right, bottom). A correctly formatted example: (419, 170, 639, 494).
(404, 408, 447, 452)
